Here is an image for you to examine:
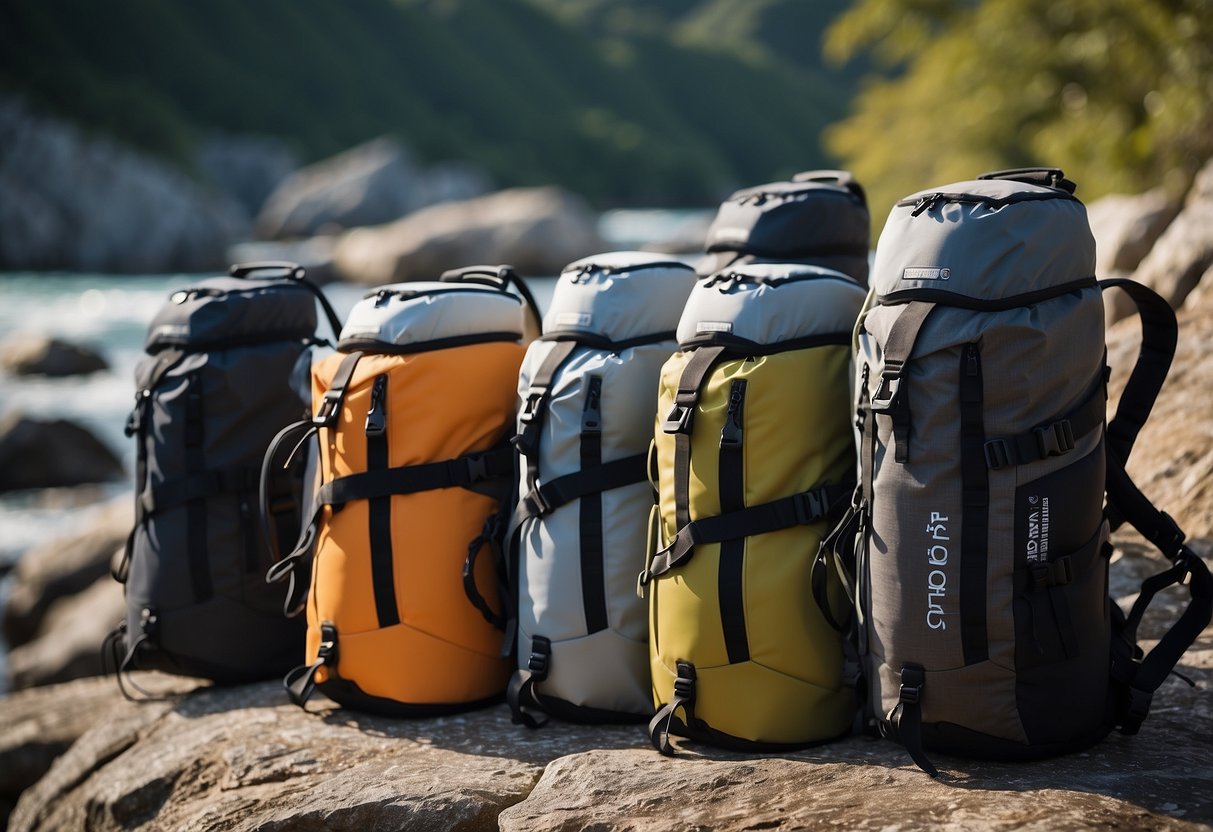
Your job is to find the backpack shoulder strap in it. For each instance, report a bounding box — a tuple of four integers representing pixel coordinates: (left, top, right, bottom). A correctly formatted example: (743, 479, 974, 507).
(1100, 278, 1178, 467)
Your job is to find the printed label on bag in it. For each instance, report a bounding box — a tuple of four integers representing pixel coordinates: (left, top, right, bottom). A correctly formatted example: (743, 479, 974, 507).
(555, 312, 593, 328)
(902, 267, 951, 281)
(697, 321, 734, 334)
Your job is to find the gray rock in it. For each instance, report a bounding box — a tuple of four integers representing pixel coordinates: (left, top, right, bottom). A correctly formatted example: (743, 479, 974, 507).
(0, 94, 246, 273)
(3, 496, 131, 647)
(332, 186, 606, 284)
(0, 334, 109, 377)
(0, 413, 123, 493)
(1088, 188, 1181, 327)
(196, 132, 300, 219)
(7, 576, 125, 690)
(1127, 159, 1213, 316)
(255, 137, 425, 240)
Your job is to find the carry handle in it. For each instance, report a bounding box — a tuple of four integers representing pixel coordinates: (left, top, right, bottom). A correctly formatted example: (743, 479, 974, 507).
(793, 169, 867, 205)
(441, 263, 543, 337)
(229, 261, 345, 343)
(977, 167, 1077, 194)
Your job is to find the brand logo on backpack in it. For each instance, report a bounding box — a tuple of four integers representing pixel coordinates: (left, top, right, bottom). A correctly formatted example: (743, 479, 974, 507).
(902, 267, 951, 281)
(925, 512, 950, 631)
(1024, 494, 1050, 564)
(696, 321, 734, 334)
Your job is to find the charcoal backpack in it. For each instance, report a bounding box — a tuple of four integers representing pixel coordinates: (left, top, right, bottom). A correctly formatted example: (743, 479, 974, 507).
(507, 252, 696, 727)
(110, 261, 343, 687)
(641, 262, 866, 753)
(270, 266, 539, 715)
(696, 170, 870, 286)
(833, 167, 1213, 774)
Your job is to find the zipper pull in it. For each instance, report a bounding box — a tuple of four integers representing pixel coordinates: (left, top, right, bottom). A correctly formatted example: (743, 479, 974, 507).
(365, 375, 388, 436)
(373, 290, 393, 308)
(582, 376, 602, 434)
(966, 343, 980, 377)
(911, 193, 943, 216)
(720, 379, 747, 448)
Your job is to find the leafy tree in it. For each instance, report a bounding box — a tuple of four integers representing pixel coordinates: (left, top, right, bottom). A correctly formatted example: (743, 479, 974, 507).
(824, 0, 1213, 227)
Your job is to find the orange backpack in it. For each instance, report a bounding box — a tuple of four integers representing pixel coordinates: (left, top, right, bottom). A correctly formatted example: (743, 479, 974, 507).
(266, 267, 538, 714)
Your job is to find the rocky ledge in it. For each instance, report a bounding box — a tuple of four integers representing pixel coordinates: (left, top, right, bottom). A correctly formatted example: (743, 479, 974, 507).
(1, 528, 1209, 832)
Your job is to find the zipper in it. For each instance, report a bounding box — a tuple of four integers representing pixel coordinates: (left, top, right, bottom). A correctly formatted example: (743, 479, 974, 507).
(900, 190, 1080, 216)
(569, 260, 689, 282)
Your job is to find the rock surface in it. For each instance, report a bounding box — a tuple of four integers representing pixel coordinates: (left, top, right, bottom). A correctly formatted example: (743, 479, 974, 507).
(0, 413, 124, 493)
(255, 137, 492, 242)
(1088, 188, 1181, 326)
(3, 496, 131, 647)
(1125, 158, 1213, 318)
(331, 186, 606, 284)
(195, 132, 300, 220)
(0, 94, 245, 273)
(7, 576, 125, 690)
(0, 334, 109, 377)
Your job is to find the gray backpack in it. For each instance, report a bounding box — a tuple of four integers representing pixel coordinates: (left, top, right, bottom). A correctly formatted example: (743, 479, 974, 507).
(108, 262, 342, 689)
(697, 170, 870, 286)
(507, 251, 696, 726)
(830, 168, 1212, 773)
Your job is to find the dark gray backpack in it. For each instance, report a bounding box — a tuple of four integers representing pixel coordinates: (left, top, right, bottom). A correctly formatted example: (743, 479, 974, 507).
(697, 170, 870, 286)
(108, 262, 343, 688)
(829, 168, 1212, 773)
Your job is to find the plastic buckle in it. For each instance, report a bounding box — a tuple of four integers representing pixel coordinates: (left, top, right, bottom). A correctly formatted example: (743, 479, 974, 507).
(1156, 513, 1188, 560)
(1123, 686, 1152, 734)
(313, 392, 342, 427)
(870, 375, 901, 412)
(464, 453, 490, 484)
(524, 488, 550, 518)
(139, 607, 159, 639)
(318, 623, 339, 662)
(1055, 555, 1074, 586)
(898, 680, 922, 706)
(795, 489, 825, 525)
(1035, 419, 1075, 458)
(983, 438, 1012, 470)
(1029, 562, 1050, 592)
(662, 403, 693, 434)
(518, 390, 546, 425)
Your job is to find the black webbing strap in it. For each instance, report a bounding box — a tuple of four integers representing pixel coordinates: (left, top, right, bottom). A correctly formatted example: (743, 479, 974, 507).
(507, 635, 552, 729)
(884, 664, 939, 777)
(1105, 454, 1213, 734)
(642, 482, 850, 582)
(510, 453, 648, 528)
(463, 509, 509, 630)
(958, 343, 989, 666)
(813, 496, 863, 632)
(1099, 278, 1177, 467)
(515, 340, 579, 462)
(579, 376, 609, 634)
(870, 301, 935, 463)
(313, 351, 364, 428)
(857, 363, 876, 505)
(365, 374, 399, 629)
(285, 622, 338, 707)
(315, 445, 514, 507)
(183, 372, 212, 603)
(983, 376, 1106, 469)
(719, 379, 749, 664)
(649, 660, 697, 756)
(662, 346, 727, 532)
(259, 418, 314, 615)
(141, 466, 261, 515)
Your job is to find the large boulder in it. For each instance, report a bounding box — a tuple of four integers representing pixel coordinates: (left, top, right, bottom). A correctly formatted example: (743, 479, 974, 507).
(0, 334, 108, 377)
(255, 137, 426, 240)
(7, 576, 126, 690)
(1088, 188, 1181, 327)
(332, 186, 606, 284)
(3, 496, 131, 647)
(196, 132, 300, 219)
(1121, 158, 1213, 320)
(0, 94, 245, 273)
(0, 413, 123, 493)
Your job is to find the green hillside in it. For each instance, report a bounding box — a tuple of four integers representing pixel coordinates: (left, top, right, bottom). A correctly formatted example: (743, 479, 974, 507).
(0, 0, 858, 206)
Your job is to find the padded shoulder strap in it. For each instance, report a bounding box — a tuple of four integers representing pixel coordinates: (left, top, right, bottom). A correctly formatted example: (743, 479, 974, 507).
(1100, 278, 1177, 467)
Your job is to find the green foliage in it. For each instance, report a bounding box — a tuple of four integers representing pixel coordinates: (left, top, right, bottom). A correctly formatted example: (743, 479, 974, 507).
(0, 0, 857, 206)
(825, 0, 1213, 227)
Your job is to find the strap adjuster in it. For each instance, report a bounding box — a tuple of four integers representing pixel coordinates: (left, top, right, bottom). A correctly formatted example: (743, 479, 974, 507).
(984, 438, 1012, 469)
(662, 403, 694, 434)
(527, 636, 551, 678)
(313, 391, 343, 427)
(794, 489, 827, 525)
(519, 389, 546, 424)
(1035, 419, 1075, 458)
